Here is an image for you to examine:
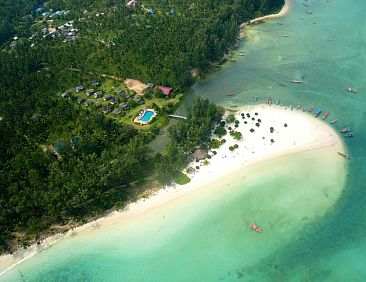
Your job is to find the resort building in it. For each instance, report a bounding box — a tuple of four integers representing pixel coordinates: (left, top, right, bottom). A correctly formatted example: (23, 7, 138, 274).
(86, 89, 95, 96)
(75, 85, 84, 92)
(157, 85, 173, 96)
(94, 91, 103, 99)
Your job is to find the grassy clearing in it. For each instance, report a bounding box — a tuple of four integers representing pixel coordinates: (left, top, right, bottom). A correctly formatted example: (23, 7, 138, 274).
(174, 171, 191, 185)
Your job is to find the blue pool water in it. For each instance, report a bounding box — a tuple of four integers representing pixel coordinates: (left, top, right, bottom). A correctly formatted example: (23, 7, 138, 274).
(139, 110, 154, 122)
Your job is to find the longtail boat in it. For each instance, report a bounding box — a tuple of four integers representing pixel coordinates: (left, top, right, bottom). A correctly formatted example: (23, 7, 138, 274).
(322, 112, 330, 119)
(314, 108, 321, 117)
(344, 133, 354, 138)
(250, 223, 262, 233)
(226, 92, 234, 96)
(347, 86, 358, 93)
(340, 128, 350, 133)
(330, 119, 338, 124)
(337, 152, 349, 159)
(307, 105, 314, 112)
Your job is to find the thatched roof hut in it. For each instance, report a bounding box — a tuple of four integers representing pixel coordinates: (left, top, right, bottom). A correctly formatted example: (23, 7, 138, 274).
(190, 148, 207, 161)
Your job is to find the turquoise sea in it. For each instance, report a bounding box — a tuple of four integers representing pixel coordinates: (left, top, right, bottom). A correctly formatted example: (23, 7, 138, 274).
(2, 0, 366, 280)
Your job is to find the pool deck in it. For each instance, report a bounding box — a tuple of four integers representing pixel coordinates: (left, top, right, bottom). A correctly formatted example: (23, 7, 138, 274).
(134, 108, 157, 125)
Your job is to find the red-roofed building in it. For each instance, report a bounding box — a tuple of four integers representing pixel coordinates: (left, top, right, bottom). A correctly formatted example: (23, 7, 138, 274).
(157, 86, 173, 95)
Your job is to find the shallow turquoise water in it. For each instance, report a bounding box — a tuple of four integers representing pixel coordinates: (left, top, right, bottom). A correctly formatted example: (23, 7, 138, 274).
(2, 0, 366, 280)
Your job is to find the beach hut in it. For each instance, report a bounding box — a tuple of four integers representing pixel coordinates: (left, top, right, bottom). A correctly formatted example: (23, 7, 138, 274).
(190, 148, 207, 161)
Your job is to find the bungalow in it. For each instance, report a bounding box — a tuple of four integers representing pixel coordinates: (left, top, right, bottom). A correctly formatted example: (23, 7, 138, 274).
(77, 97, 85, 104)
(75, 85, 84, 92)
(115, 88, 124, 95)
(103, 94, 112, 101)
(112, 108, 122, 115)
(94, 91, 103, 99)
(147, 82, 155, 88)
(110, 97, 120, 105)
(126, 0, 138, 9)
(102, 105, 112, 114)
(85, 99, 92, 106)
(190, 148, 207, 161)
(90, 80, 100, 87)
(119, 103, 129, 110)
(86, 89, 95, 96)
(157, 85, 173, 96)
(124, 93, 131, 99)
(61, 92, 70, 98)
(134, 95, 143, 103)
(94, 102, 101, 108)
(147, 9, 155, 14)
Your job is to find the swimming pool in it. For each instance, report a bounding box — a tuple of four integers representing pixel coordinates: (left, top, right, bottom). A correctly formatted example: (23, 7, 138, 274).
(139, 110, 155, 122)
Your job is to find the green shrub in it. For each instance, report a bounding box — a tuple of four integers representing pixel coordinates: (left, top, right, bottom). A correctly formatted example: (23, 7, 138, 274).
(226, 114, 236, 123)
(230, 131, 242, 140)
(175, 172, 191, 185)
(214, 126, 227, 137)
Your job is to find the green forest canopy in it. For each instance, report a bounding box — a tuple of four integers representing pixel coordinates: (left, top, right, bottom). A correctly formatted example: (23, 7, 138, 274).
(0, 0, 284, 253)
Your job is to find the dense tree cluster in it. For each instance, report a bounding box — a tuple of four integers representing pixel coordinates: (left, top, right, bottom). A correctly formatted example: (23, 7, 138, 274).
(156, 98, 224, 184)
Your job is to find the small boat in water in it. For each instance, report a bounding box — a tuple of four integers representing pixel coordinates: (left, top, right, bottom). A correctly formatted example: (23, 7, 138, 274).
(307, 105, 314, 112)
(314, 108, 321, 117)
(340, 127, 350, 133)
(337, 152, 349, 159)
(266, 97, 273, 106)
(283, 34, 288, 38)
(347, 86, 358, 93)
(322, 112, 330, 119)
(330, 119, 338, 124)
(291, 80, 302, 83)
(226, 92, 234, 96)
(344, 133, 354, 138)
(254, 96, 258, 102)
(250, 223, 262, 233)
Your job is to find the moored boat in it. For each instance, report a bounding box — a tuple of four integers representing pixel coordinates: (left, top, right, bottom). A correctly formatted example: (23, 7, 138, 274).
(344, 133, 354, 137)
(226, 92, 234, 96)
(254, 96, 258, 102)
(291, 80, 302, 83)
(337, 152, 349, 159)
(322, 112, 330, 119)
(314, 108, 321, 117)
(330, 119, 338, 124)
(307, 105, 314, 112)
(340, 127, 350, 133)
(347, 86, 358, 93)
(250, 223, 262, 233)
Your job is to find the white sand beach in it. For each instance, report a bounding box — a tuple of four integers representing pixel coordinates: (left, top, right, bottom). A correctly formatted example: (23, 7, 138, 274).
(239, 0, 292, 37)
(250, 0, 292, 23)
(0, 104, 345, 276)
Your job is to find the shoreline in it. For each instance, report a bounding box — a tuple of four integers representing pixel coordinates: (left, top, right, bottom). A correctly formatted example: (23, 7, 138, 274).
(246, 0, 292, 25)
(0, 104, 346, 276)
(239, 0, 292, 38)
